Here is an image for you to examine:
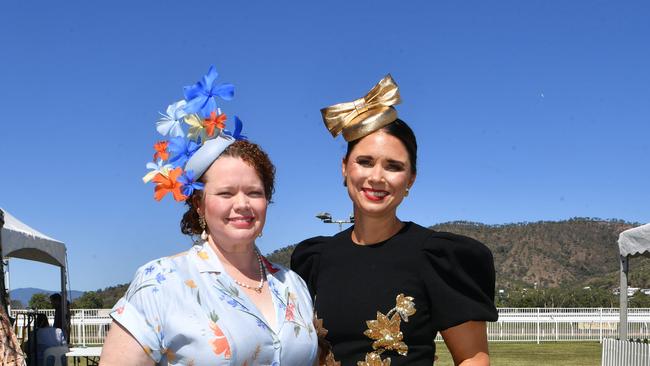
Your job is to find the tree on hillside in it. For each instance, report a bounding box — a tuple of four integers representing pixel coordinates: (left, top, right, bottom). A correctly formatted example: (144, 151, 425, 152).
(97, 284, 129, 308)
(10, 299, 24, 309)
(28, 293, 51, 309)
(72, 291, 103, 309)
(629, 293, 650, 308)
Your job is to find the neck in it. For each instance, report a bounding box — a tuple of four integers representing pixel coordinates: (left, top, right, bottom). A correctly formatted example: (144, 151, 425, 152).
(351, 210, 404, 245)
(208, 238, 259, 274)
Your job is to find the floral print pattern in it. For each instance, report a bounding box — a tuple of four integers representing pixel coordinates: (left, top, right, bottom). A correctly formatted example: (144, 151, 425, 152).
(111, 243, 317, 365)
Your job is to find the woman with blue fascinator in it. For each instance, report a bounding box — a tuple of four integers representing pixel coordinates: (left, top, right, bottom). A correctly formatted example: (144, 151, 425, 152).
(291, 75, 498, 366)
(100, 66, 317, 366)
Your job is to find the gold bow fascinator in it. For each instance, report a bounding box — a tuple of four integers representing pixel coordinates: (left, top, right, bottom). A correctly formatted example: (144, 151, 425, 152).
(321, 74, 401, 142)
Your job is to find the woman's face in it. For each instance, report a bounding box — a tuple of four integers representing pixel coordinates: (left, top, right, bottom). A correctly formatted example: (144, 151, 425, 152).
(198, 156, 267, 249)
(342, 130, 416, 219)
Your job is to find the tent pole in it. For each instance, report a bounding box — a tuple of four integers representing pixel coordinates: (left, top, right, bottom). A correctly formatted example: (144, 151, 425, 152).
(0, 210, 9, 315)
(620, 254, 629, 340)
(60, 266, 69, 340)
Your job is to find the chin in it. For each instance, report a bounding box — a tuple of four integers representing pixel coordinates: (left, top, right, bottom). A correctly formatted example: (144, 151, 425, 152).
(357, 205, 393, 217)
(218, 230, 260, 245)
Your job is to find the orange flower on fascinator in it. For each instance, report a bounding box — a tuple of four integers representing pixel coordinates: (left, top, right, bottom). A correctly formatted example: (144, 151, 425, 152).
(153, 141, 169, 161)
(204, 111, 227, 137)
(152, 167, 187, 201)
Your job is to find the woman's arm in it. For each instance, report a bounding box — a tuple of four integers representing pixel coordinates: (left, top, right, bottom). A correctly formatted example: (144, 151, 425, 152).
(99, 321, 154, 366)
(440, 320, 490, 366)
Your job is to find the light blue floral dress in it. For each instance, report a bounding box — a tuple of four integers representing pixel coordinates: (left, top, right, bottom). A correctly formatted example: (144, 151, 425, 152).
(111, 243, 317, 365)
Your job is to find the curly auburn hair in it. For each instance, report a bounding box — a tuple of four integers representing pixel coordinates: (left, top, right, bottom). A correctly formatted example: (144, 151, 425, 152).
(180, 140, 276, 236)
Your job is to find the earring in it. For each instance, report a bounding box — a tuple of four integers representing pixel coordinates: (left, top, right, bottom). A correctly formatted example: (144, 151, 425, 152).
(258, 232, 263, 238)
(199, 216, 208, 240)
(405, 188, 410, 197)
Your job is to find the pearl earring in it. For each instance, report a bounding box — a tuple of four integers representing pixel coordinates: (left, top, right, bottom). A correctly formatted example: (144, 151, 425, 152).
(199, 216, 208, 240)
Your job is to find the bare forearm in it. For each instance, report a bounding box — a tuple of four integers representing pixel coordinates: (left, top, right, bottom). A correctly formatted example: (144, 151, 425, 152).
(456, 351, 489, 366)
(99, 322, 154, 366)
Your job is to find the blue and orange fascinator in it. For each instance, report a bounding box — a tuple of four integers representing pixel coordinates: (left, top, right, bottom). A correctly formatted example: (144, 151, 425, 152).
(143, 66, 247, 201)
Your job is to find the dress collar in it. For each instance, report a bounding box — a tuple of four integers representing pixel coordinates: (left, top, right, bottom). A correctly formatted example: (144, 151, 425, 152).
(189, 241, 225, 274)
(190, 241, 281, 275)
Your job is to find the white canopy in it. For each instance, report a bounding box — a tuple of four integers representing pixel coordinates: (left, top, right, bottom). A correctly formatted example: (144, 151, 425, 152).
(0, 208, 69, 343)
(1, 208, 67, 267)
(618, 223, 650, 340)
(618, 223, 650, 257)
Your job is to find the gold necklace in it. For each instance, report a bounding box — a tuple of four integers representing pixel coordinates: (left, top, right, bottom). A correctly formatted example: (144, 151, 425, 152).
(233, 250, 266, 293)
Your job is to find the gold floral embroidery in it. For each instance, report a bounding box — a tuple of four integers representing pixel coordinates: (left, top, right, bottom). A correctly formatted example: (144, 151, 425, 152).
(364, 312, 407, 355)
(358, 352, 391, 366)
(394, 294, 416, 321)
(315, 315, 341, 366)
(359, 294, 416, 366)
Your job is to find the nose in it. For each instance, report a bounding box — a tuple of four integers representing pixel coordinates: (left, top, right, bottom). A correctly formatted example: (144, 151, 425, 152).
(367, 165, 385, 184)
(233, 192, 250, 210)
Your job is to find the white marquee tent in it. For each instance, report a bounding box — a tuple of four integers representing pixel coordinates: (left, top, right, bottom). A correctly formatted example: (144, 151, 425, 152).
(618, 223, 650, 339)
(0, 208, 68, 318)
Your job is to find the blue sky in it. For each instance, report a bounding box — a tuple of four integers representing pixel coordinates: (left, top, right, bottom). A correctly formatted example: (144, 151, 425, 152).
(1, 1, 648, 293)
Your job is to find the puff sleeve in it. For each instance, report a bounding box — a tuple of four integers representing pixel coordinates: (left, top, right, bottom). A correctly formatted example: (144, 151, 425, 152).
(290, 236, 328, 301)
(110, 260, 167, 362)
(421, 232, 498, 331)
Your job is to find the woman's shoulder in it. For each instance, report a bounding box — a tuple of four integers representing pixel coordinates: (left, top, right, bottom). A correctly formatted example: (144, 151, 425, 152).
(291, 233, 343, 262)
(415, 225, 493, 260)
(127, 248, 196, 289)
(413, 225, 498, 329)
(294, 234, 338, 252)
(263, 257, 313, 298)
(261, 255, 292, 279)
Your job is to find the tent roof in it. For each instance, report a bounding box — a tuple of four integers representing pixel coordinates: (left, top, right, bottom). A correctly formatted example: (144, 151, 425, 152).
(618, 223, 650, 257)
(1, 208, 67, 267)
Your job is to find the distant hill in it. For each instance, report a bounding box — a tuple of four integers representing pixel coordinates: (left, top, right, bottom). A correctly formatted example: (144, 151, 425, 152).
(89, 284, 129, 308)
(27, 218, 645, 308)
(10, 287, 84, 307)
(267, 218, 648, 291)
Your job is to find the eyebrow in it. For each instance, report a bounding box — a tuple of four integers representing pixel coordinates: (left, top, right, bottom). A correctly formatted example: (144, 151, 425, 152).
(356, 155, 407, 166)
(386, 159, 406, 166)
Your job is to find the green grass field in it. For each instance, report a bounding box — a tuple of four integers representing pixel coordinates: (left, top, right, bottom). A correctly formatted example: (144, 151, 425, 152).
(435, 342, 601, 366)
(64, 342, 602, 365)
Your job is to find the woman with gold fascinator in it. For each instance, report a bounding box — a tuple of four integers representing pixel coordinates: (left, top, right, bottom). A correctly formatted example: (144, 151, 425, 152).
(291, 75, 498, 366)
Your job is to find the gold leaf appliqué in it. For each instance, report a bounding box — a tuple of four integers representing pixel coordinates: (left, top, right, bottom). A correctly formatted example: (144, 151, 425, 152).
(358, 294, 416, 365)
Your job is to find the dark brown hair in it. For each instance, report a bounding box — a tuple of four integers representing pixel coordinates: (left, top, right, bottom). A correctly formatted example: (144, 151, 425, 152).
(180, 140, 276, 236)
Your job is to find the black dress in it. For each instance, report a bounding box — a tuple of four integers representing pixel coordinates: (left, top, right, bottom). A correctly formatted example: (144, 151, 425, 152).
(291, 222, 498, 366)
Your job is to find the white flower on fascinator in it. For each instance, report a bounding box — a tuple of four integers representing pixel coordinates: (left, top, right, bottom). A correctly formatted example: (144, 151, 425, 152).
(156, 100, 187, 137)
(142, 159, 174, 183)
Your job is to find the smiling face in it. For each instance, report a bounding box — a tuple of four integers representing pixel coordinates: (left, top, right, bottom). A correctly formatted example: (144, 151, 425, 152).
(197, 156, 267, 249)
(342, 130, 416, 219)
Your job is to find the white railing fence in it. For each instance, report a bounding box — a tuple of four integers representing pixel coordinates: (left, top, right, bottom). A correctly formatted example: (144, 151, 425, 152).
(10, 307, 650, 346)
(11, 308, 111, 347)
(483, 307, 650, 343)
(601, 338, 650, 366)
